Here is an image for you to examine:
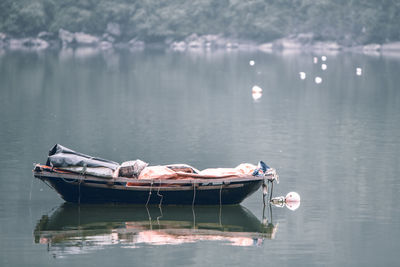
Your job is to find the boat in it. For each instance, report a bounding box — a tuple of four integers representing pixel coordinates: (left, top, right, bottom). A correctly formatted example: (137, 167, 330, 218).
(34, 203, 278, 255)
(33, 144, 278, 205)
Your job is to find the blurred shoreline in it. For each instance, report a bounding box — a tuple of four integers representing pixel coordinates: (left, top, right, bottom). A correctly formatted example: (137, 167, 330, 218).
(1, 30, 400, 55)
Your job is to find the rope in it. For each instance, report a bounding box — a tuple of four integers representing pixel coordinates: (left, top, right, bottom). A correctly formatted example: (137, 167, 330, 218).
(262, 182, 268, 206)
(191, 185, 196, 229)
(219, 184, 223, 206)
(262, 204, 267, 225)
(192, 182, 196, 207)
(145, 180, 153, 206)
(156, 179, 163, 207)
(78, 179, 81, 204)
(219, 184, 223, 226)
(145, 205, 152, 230)
(78, 166, 86, 205)
(269, 181, 274, 202)
(60, 177, 77, 183)
(269, 203, 273, 222)
(42, 179, 53, 190)
(192, 205, 196, 228)
(156, 204, 163, 226)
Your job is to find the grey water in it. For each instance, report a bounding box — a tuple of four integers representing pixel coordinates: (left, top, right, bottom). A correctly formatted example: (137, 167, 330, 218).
(0, 48, 399, 266)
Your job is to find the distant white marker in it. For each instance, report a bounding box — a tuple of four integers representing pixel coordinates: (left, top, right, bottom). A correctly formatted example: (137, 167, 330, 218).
(252, 85, 263, 93)
(249, 60, 255, 66)
(321, 56, 327, 61)
(356, 67, 362, 76)
(299, 72, 306, 80)
(252, 92, 262, 101)
(315, 76, 322, 84)
(252, 85, 263, 101)
(321, 63, 327, 70)
(313, 57, 318, 64)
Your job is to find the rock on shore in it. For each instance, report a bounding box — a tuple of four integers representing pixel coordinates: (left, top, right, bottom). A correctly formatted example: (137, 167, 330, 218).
(382, 42, 400, 51)
(59, 29, 99, 47)
(169, 33, 256, 51)
(258, 34, 342, 52)
(9, 37, 49, 50)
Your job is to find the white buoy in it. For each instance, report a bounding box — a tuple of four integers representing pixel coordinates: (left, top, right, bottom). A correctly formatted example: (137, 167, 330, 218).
(252, 85, 262, 93)
(315, 76, 322, 84)
(252, 85, 263, 101)
(285, 192, 301, 211)
(313, 57, 318, 64)
(252, 92, 262, 101)
(285, 192, 300, 203)
(299, 72, 306, 80)
(249, 60, 255, 66)
(356, 67, 362, 76)
(321, 64, 327, 70)
(286, 201, 301, 211)
(321, 56, 327, 61)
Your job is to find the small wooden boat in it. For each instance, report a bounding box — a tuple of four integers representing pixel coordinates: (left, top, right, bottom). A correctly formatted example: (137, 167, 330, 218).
(33, 144, 278, 205)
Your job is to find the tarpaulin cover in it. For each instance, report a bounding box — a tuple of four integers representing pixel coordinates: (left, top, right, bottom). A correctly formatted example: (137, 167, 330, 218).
(46, 144, 120, 170)
(134, 163, 258, 180)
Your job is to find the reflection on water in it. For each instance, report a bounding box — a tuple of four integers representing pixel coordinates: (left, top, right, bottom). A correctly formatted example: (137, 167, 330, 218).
(34, 204, 278, 257)
(356, 67, 363, 76)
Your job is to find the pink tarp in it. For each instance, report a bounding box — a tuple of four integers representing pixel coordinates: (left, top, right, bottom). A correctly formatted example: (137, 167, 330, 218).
(137, 163, 257, 180)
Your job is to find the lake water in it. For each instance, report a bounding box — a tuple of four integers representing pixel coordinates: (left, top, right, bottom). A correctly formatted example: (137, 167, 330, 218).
(0, 48, 399, 266)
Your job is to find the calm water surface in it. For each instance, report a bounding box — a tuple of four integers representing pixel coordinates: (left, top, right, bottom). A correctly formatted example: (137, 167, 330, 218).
(0, 48, 399, 266)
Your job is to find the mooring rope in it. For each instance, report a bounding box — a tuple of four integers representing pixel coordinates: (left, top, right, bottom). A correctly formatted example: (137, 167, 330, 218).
(192, 182, 196, 207)
(145, 205, 152, 230)
(219, 184, 223, 226)
(60, 177, 77, 183)
(192, 204, 196, 228)
(262, 204, 267, 225)
(270, 181, 274, 201)
(78, 166, 86, 205)
(262, 181, 268, 206)
(156, 179, 163, 207)
(42, 179, 53, 190)
(219, 184, 223, 206)
(156, 204, 163, 226)
(145, 180, 154, 206)
(78, 179, 82, 205)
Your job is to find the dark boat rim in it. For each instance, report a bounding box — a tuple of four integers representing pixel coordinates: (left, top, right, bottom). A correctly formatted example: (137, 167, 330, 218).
(33, 164, 265, 188)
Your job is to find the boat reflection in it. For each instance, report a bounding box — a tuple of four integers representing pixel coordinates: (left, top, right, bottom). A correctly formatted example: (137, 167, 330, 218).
(34, 203, 277, 256)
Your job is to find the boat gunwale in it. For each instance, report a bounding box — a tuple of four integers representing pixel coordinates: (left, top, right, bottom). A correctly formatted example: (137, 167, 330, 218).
(33, 166, 265, 186)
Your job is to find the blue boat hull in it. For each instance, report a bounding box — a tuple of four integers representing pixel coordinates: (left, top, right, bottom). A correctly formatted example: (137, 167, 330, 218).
(37, 175, 263, 205)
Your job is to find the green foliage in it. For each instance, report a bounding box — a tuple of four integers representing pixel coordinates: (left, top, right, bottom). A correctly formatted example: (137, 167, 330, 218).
(0, 0, 399, 44)
(0, 0, 46, 36)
